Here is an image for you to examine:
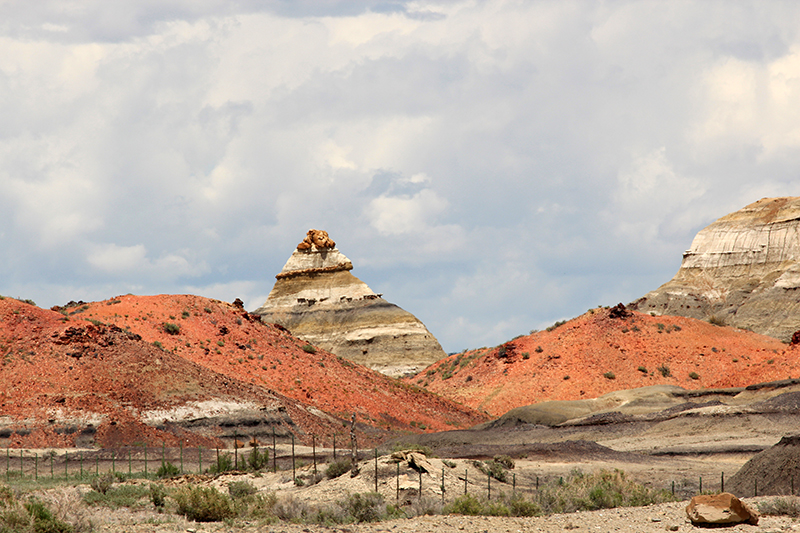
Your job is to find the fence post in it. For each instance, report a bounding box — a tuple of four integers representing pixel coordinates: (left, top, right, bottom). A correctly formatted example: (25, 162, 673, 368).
(721, 472, 724, 493)
(5, 448, 8, 480)
(313, 435, 317, 476)
(291, 433, 296, 482)
(464, 469, 468, 495)
(64, 451, 68, 480)
(198, 447, 202, 475)
(161, 441, 165, 469)
(80, 453, 83, 481)
(374, 448, 378, 493)
(487, 471, 491, 500)
(128, 449, 132, 477)
(180, 441, 184, 474)
(396, 462, 400, 502)
(111, 451, 115, 474)
(34, 454, 37, 481)
(51, 452, 54, 479)
(672, 480, 675, 495)
(333, 434, 336, 461)
(272, 428, 276, 473)
(419, 469, 422, 500)
(20, 450, 23, 478)
(95, 455, 98, 477)
(699, 476, 702, 494)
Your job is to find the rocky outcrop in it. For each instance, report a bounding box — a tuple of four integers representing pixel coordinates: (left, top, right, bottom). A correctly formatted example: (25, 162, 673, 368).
(253, 231, 447, 377)
(685, 493, 759, 526)
(632, 197, 800, 341)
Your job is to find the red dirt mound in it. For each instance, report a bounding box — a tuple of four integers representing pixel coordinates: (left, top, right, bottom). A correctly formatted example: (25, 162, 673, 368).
(0, 297, 352, 447)
(407, 306, 796, 416)
(69, 294, 487, 433)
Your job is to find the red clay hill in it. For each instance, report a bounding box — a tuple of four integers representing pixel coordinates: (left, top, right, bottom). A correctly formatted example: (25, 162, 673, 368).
(63, 294, 486, 434)
(0, 297, 350, 449)
(407, 304, 799, 417)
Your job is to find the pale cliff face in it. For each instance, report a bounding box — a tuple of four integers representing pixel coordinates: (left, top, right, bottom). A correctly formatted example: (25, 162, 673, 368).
(632, 197, 800, 341)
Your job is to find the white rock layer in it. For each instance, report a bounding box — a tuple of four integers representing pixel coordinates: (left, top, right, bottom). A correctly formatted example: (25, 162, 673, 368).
(632, 197, 800, 340)
(253, 241, 446, 377)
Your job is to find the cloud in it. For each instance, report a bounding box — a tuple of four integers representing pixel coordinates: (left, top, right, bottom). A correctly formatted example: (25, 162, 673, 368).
(2, 1, 800, 352)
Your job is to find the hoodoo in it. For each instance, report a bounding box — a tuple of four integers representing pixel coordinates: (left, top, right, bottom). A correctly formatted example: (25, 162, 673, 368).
(632, 197, 800, 341)
(253, 230, 446, 377)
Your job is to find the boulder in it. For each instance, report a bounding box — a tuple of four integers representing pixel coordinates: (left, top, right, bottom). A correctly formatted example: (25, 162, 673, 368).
(632, 197, 800, 342)
(252, 230, 447, 377)
(685, 493, 759, 526)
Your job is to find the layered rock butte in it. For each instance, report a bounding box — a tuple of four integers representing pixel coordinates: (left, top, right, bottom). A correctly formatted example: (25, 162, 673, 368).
(253, 230, 446, 377)
(632, 197, 800, 341)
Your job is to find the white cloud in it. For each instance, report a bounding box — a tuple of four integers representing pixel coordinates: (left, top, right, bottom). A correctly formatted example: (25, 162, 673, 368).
(2, 1, 800, 352)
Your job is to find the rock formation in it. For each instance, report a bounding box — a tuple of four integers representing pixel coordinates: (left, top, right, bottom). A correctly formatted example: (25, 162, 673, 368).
(685, 493, 758, 526)
(253, 230, 447, 377)
(632, 197, 800, 341)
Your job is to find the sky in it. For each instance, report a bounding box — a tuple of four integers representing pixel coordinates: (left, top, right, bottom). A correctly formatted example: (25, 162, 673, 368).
(1, 1, 800, 353)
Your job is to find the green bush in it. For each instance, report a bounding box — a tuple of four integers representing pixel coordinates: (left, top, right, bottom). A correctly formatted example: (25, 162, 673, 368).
(163, 322, 180, 335)
(173, 485, 234, 522)
(493, 455, 515, 470)
(23, 499, 73, 533)
(603, 371, 616, 380)
(302, 344, 317, 354)
(657, 364, 671, 377)
(208, 453, 233, 475)
(445, 494, 484, 515)
(688, 372, 700, 380)
(325, 459, 352, 479)
(90, 473, 114, 494)
(247, 446, 269, 471)
(758, 497, 800, 517)
(84, 483, 150, 509)
(150, 483, 167, 509)
(228, 480, 257, 500)
(339, 492, 386, 523)
(156, 461, 180, 479)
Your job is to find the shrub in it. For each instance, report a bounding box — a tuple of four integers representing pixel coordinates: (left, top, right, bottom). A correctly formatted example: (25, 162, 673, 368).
(688, 372, 700, 380)
(90, 473, 114, 494)
(603, 372, 616, 380)
(708, 315, 726, 327)
(163, 322, 180, 335)
(247, 447, 269, 471)
(546, 320, 567, 332)
(150, 484, 167, 509)
(208, 453, 233, 475)
(657, 364, 671, 377)
(228, 480, 257, 500)
(156, 461, 180, 479)
(23, 499, 73, 533)
(535, 346, 544, 353)
(173, 485, 234, 522)
(521, 352, 530, 360)
(326, 459, 352, 479)
(84, 483, 150, 509)
(474, 459, 507, 483)
(493, 455, 515, 469)
(302, 344, 317, 354)
(445, 494, 484, 515)
(758, 497, 800, 517)
(339, 492, 386, 523)
(637, 366, 647, 373)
